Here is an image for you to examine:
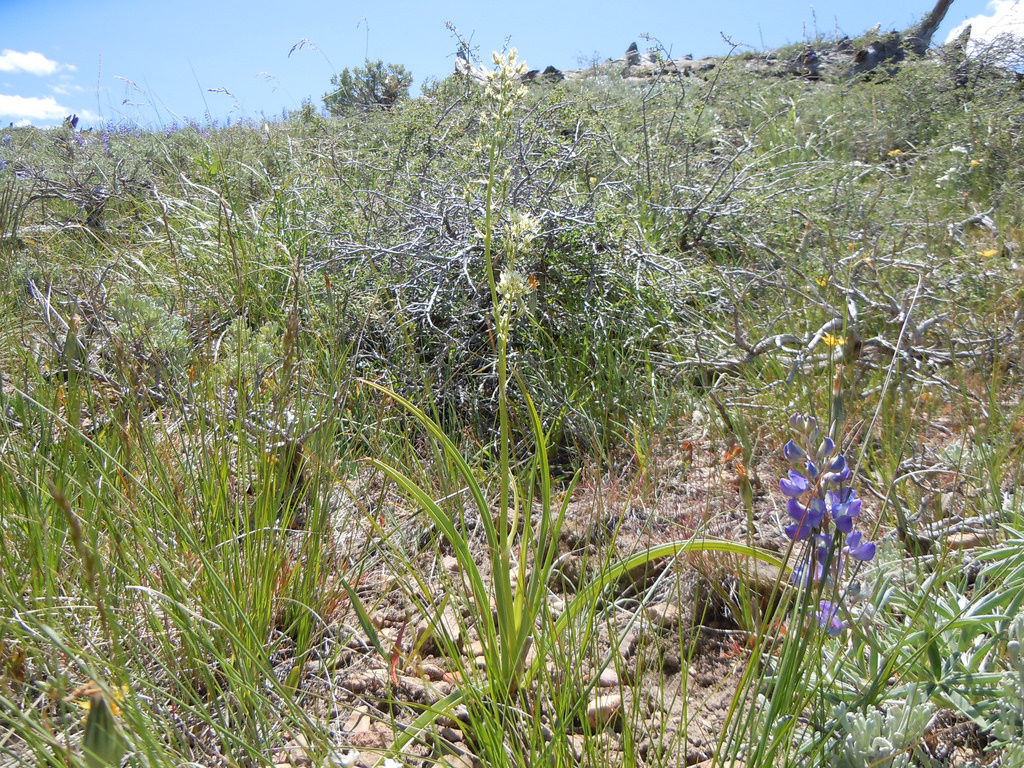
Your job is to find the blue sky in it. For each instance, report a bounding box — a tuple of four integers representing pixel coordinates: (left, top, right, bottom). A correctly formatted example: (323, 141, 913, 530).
(1, 0, 1021, 129)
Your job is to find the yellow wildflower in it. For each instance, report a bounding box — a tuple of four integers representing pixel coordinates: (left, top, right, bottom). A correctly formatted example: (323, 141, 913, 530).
(74, 681, 129, 718)
(823, 333, 845, 348)
(816, 275, 830, 287)
(979, 248, 999, 258)
(73, 681, 128, 768)
(887, 148, 902, 157)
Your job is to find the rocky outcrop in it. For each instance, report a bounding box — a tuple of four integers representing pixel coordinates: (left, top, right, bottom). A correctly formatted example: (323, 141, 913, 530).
(522, 65, 565, 83)
(612, 44, 717, 79)
(452, 1, 972, 87)
(454, 41, 717, 86)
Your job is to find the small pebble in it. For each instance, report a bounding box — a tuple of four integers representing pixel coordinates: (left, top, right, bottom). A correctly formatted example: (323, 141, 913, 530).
(586, 694, 622, 729)
(416, 662, 445, 680)
(646, 601, 680, 629)
(432, 754, 475, 768)
(438, 726, 464, 743)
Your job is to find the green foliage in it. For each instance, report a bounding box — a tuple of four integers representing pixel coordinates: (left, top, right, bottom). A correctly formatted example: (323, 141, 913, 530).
(993, 614, 1024, 749)
(108, 286, 188, 387)
(2, 28, 1024, 768)
(322, 59, 413, 114)
(832, 687, 935, 768)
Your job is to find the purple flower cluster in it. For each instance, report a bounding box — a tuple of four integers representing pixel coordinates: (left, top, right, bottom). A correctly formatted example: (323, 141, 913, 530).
(816, 600, 845, 636)
(779, 414, 875, 634)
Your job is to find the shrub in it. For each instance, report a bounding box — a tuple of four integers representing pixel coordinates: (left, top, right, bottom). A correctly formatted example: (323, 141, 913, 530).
(322, 59, 413, 114)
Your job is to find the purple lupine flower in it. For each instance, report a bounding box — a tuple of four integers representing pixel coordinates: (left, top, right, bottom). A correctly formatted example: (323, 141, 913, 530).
(786, 496, 824, 540)
(816, 533, 834, 564)
(827, 454, 846, 474)
(815, 437, 836, 462)
(817, 600, 846, 635)
(792, 560, 817, 586)
(827, 487, 862, 534)
(786, 522, 812, 542)
(783, 439, 807, 463)
(780, 469, 811, 497)
(820, 453, 852, 486)
(790, 413, 818, 437)
(844, 531, 876, 562)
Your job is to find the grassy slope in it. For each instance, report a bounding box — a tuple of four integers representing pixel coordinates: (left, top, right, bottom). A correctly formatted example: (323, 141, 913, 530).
(1, 38, 1024, 767)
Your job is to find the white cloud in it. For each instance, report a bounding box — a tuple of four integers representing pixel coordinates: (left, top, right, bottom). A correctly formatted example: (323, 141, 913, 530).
(0, 93, 100, 125)
(50, 83, 83, 96)
(0, 93, 68, 120)
(0, 49, 62, 76)
(946, 0, 1024, 44)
